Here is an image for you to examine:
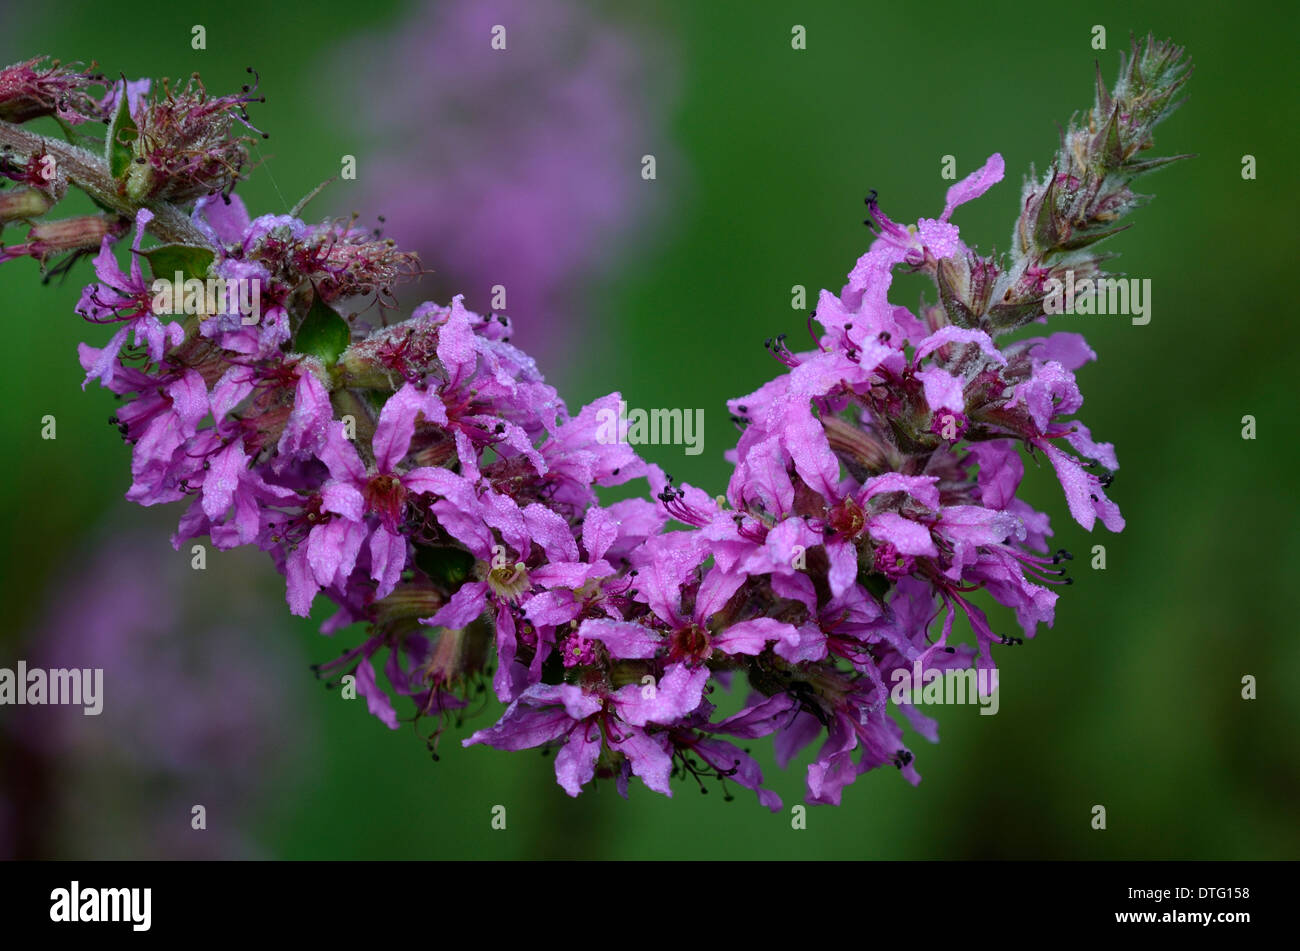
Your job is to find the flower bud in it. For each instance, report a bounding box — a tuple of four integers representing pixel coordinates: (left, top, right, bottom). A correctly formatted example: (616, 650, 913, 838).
(0, 186, 54, 223)
(0, 213, 124, 264)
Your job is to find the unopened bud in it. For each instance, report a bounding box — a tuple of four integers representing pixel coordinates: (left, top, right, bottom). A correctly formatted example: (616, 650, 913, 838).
(822, 415, 894, 477)
(0, 186, 54, 223)
(0, 213, 122, 265)
(28, 214, 114, 250)
(936, 255, 977, 327)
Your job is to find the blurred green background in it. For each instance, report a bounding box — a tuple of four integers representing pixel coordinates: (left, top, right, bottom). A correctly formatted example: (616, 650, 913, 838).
(1, 0, 1296, 859)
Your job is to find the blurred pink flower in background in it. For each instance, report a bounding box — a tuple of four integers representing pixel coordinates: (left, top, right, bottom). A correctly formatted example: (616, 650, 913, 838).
(2, 512, 311, 859)
(329, 0, 678, 373)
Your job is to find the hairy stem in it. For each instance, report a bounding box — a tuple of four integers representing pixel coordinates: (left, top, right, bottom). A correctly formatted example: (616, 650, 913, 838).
(0, 118, 208, 246)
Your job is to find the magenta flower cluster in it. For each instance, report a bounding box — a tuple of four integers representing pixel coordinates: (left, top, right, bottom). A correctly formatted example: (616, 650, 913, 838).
(0, 37, 1189, 807)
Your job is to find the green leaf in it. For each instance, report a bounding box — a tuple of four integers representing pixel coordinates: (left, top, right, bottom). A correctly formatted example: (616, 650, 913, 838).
(1093, 102, 1125, 167)
(1032, 172, 1061, 250)
(1123, 152, 1196, 176)
(1057, 222, 1132, 252)
(294, 296, 352, 366)
(139, 244, 215, 283)
(105, 84, 138, 181)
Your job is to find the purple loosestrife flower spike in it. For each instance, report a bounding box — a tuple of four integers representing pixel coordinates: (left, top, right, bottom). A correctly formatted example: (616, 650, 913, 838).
(1, 35, 1189, 806)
